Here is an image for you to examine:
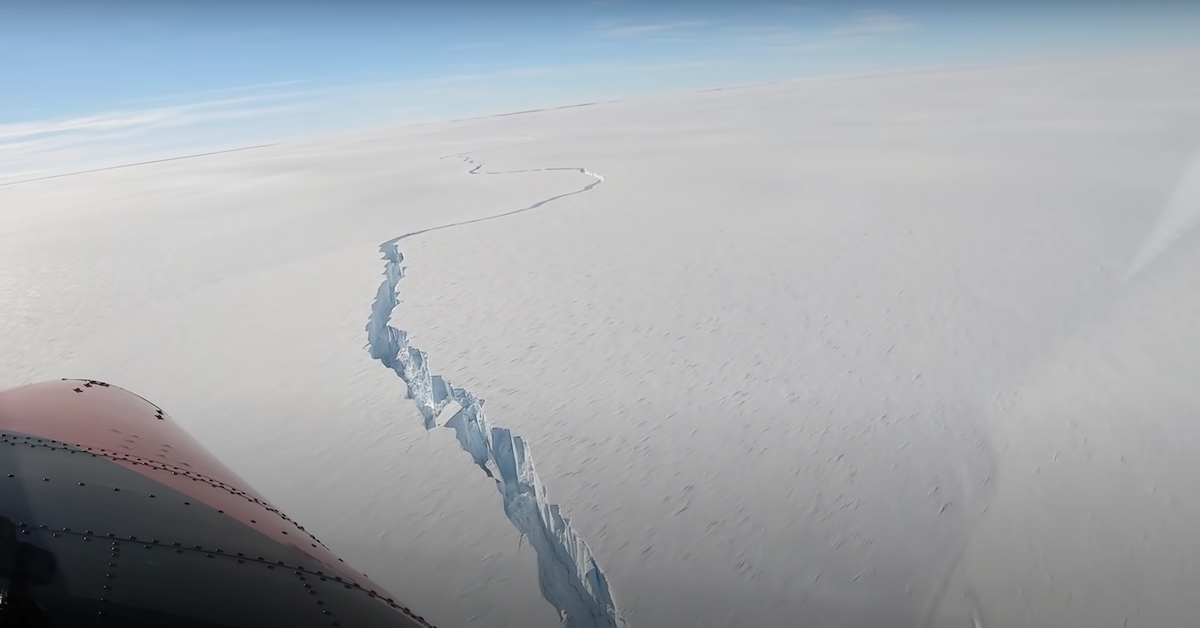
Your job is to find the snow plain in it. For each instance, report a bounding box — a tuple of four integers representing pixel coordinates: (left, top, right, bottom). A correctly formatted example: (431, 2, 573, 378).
(2, 52, 1200, 627)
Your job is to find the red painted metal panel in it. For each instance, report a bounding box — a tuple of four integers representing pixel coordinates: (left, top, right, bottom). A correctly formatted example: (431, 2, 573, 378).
(0, 379, 414, 611)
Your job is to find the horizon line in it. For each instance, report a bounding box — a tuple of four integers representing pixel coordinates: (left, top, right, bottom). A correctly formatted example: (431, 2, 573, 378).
(4, 48, 1193, 189)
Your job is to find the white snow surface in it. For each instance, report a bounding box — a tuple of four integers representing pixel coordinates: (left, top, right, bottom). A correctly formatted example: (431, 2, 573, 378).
(2, 52, 1200, 627)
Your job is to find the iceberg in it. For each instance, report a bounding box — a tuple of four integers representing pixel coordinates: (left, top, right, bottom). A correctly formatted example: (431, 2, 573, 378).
(365, 157, 625, 627)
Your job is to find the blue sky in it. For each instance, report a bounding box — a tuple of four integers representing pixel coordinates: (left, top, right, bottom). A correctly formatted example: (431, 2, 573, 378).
(2, 1, 1199, 178)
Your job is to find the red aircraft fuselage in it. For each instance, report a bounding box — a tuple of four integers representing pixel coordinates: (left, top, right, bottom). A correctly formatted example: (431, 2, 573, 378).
(0, 379, 435, 627)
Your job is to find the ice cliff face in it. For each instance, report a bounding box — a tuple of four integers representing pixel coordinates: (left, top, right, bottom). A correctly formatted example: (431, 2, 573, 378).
(365, 156, 624, 628)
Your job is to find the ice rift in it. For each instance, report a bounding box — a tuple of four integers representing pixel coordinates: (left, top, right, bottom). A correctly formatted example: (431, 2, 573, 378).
(365, 156, 624, 628)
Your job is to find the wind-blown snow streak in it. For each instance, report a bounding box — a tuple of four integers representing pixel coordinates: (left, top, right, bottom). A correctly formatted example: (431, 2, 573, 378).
(365, 155, 624, 628)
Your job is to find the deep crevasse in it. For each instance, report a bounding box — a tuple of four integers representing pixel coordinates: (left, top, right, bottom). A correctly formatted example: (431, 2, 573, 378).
(364, 156, 625, 628)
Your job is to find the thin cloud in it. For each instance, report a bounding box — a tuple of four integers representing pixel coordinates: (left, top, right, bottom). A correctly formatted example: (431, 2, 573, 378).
(118, 80, 317, 107)
(220, 28, 283, 41)
(416, 67, 561, 85)
(446, 41, 499, 52)
(0, 56, 744, 184)
(724, 9, 916, 52)
(0, 91, 316, 185)
(582, 0, 623, 7)
(0, 62, 622, 182)
(0, 93, 306, 141)
(830, 11, 917, 37)
(725, 25, 797, 35)
(598, 20, 710, 38)
(724, 26, 809, 48)
(767, 3, 820, 14)
(560, 60, 725, 74)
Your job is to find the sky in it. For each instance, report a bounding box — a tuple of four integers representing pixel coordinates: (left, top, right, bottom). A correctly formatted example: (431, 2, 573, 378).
(2, 0, 1199, 180)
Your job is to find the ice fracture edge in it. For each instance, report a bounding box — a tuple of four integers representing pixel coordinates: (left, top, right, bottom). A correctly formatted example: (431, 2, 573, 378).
(364, 155, 624, 628)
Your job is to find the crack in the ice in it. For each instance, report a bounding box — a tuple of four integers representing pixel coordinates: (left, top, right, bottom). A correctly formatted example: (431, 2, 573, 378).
(365, 154, 625, 628)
